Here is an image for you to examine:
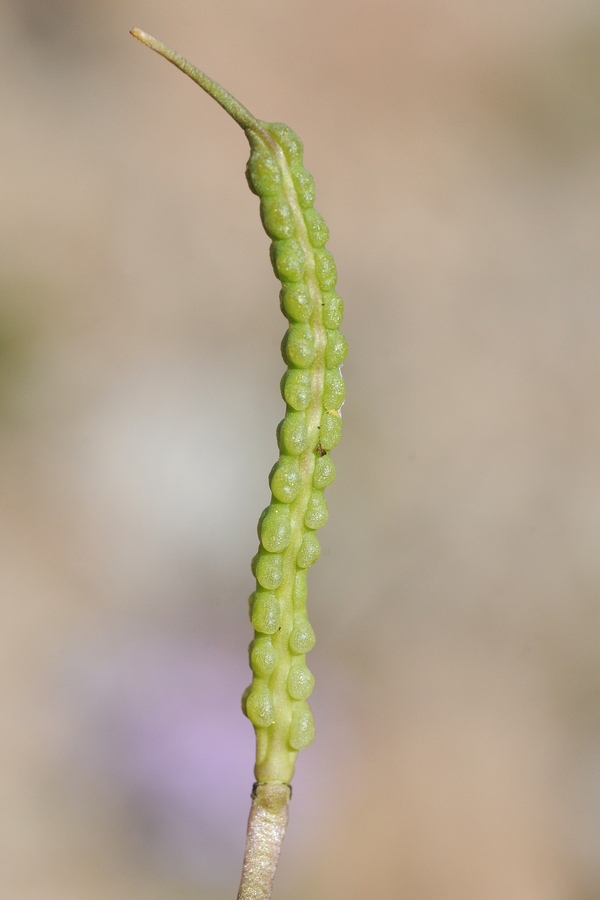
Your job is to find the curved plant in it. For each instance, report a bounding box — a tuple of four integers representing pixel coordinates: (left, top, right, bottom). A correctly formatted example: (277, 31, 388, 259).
(131, 29, 346, 899)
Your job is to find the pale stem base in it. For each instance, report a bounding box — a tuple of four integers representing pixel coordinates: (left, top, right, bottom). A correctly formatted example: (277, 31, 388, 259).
(237, 782, 291, 900)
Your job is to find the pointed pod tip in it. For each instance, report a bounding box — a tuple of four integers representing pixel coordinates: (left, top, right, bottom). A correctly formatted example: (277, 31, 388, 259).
(128, 29, 273, 142)
(130, 28, 155, 47)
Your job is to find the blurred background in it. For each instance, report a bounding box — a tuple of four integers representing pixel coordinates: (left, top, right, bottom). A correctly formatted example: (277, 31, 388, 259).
(1, 0, 600, 897)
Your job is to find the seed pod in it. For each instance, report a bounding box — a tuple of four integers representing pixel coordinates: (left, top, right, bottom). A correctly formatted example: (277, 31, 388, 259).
(130, 29, 346, 787)
(243, 111, 345, 781)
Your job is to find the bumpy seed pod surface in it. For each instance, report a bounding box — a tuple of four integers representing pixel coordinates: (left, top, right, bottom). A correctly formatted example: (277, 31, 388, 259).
(130, 29, 346, 787)
(245, 122, 347, 783)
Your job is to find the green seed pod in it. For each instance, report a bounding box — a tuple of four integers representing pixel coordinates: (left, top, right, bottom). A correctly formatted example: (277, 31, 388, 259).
(320, 411, 342, 450)
(250, 636, 277, 677)
(260, 196, 295, 239)
(325, 329, 348, 369)
(277, 411, 308, 456)
(323, 369, 346, 411)
(313, 454, 336, 489)
(304, 490, 328, 530)
(281, 369, 312, 411)
(287, 664, 315, 700)
(282, 324, 316, 368)
(296, 532, 321, 569)
(269, 456, 302, 503)
(303, 207, 330, 248)
(130, 30, 346, 785)
(280, 284, 312, 323)
(314, 248, 338, 290)
(289, 619, 316, 654)
(259, 503, 292, 552)
(288, 701, 315, 750)
(322, 291, 344, 329)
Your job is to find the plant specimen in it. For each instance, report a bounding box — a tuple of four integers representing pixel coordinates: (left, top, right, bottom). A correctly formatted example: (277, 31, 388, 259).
(131, 29, 346, 899)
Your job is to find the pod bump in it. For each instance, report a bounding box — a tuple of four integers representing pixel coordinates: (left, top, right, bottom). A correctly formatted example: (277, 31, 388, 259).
(296, 531, 321, 569)
(278, 411, 309, 456)
(250, 636, 277, 677)
(270, 239, 306, 283)
(319, 411, 342, 450)
(322, 292, 344, 329)
(281, 369, 312, 411)
(288, 700, 315, 750)
(280, 284, 312, 323)
(253, 550, 284, 590)
(282, 324, 316, 368)
(250, 590, 281, 634)
(289, 620, 316, 654)
(269, 457, 302, 503)
(304, 491, 328, 530)
(259, 504, 292, 552)
(313, 454, 336, 489)
(323, 370, 346, 411)
(287, 664, 315, 700)
(245, 683, 276, 728)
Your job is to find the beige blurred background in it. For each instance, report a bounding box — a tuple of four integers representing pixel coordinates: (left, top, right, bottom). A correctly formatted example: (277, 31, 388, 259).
(2, 0, 600, 897)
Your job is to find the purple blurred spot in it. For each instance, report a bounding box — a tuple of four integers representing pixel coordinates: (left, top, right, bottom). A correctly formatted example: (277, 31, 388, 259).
(66, 630, 255, 884)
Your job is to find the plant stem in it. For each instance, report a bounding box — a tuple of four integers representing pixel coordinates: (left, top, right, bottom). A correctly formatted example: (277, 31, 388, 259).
(129, 28, 274, 148)
(237, 782, 291, 900)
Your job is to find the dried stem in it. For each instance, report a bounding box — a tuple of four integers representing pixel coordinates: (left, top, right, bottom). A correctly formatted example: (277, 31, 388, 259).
(237, 783, 291, 900)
